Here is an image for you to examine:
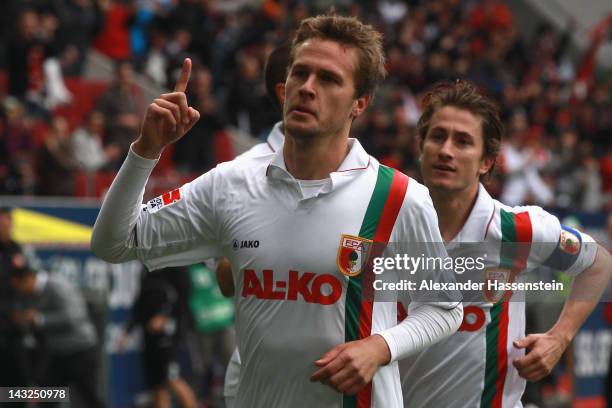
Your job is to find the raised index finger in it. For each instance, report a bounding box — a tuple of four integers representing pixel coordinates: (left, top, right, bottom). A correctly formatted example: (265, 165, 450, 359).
(174, 58, 192, 93)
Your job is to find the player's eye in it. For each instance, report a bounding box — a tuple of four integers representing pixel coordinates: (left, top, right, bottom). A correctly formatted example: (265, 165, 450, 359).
(292, 68, 307, 78)
(429, 131, 445, 142)
(320, 74, 338, 84)
(457, 137, 472, 146)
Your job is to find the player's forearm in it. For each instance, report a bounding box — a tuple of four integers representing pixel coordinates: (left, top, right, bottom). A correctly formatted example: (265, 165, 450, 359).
(216, 258, 235, 297)
(548, 245, 612, 344)
(379, 302, 463, 363)
(91, 143, 157, 263)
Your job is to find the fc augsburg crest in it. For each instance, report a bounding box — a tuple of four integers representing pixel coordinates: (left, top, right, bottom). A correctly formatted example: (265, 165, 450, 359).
(483, 267, 512, 303)
(337, 234, 373, 277)
(559, 228, 580, 255)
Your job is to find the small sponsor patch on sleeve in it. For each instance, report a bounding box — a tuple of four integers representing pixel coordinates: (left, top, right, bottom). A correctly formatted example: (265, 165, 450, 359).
(145, 188, 182, 214)
(542, 225, 582, 271)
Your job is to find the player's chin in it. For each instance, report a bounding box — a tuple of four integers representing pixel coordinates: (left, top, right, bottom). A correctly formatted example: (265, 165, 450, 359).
(424, 175, 455, 190)
(285, 120, 318, 139)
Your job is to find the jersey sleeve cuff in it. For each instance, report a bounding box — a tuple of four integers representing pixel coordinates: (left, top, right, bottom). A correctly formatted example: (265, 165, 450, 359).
(377, 329, 402, 363)
(129, 142, 160, 169)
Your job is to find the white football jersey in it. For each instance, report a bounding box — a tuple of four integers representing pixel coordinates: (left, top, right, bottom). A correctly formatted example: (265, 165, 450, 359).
(93, 138, 460, 408)
(400, 184, 597, 408)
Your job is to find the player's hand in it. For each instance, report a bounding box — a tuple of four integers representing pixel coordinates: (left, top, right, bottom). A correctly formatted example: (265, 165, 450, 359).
(134, 58, 201, 158)
(310, 335, 391, 395)
(512, 332, 570, 381)
(147, 314, 168, 333)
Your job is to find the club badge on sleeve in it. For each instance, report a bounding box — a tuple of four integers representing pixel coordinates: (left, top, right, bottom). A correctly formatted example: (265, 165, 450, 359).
(337, 234, 372, 277)
(145, 188, 182, 213)
(559, 228, 580, 255)
(542, 225, 583, 271)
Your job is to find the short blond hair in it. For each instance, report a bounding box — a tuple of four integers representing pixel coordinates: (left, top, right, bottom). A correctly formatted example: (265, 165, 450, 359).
(291, 13, 386, 98)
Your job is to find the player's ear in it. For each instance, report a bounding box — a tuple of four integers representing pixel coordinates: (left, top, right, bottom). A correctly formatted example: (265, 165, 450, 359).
(479, 155, 494, 176)
(417, 137, 424, 161)
(351, 94, 371, 118)
(275, 83, 285, 107)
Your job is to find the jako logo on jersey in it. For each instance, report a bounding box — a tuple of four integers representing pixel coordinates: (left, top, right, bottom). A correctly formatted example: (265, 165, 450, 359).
(337, 234, 372, 277)
(146, 188, 182, 214)
(241, 240, 259, 248)
(242, 269, 342, 305)
(232, 240, 260, 250)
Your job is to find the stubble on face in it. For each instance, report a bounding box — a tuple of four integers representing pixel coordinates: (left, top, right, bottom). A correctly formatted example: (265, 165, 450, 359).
(283, 39, 359, 143)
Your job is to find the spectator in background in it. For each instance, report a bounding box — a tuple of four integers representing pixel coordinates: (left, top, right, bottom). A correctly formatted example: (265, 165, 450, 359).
(35, 116, 78, 196)
(500, 112, 554, 206)
(0, 208, 31, 407)
(575, 141, 602, 211)
(173, 64, 224, 173)
(547, 131, 603, 211)
(6, 8, 71, 118)
(95, 60, 142, 161)
(468, 0, 513, 34)
(36, 9, 73, 109)
(72, 110, 122, 171)
(169, 0, 216, 70)
(7, 246, 104, 408)
(93, 0, 134, 61)
(164, 28, 193, 90)
(601, 150, 612, 210)
(128, 0, 157, 70)
(143, 28, 169, 87)
(54, 0, 104, 76)
(7, 8, 46, 102)
(226, 51, 276, 139)
(0, 97, 35, 195)
(550, 129, 581, 208)
(117, 266, 197, 408)
(0, 207, 19, 259)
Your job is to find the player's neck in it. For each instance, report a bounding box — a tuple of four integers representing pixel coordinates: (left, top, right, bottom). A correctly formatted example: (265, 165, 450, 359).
(283, 132, 350, 180)
(429, 182, 479, 242)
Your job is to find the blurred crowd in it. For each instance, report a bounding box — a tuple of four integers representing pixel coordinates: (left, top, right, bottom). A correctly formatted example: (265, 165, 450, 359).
(0, 0, 610, 209)
(0, 207, 107, 407)
(0, 202, 235, 407)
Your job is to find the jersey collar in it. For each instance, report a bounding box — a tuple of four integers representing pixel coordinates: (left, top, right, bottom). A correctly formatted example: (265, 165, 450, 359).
(451, 183, 495, 242)
(266, 138, 371, 194)
(266, 122, 284, 152)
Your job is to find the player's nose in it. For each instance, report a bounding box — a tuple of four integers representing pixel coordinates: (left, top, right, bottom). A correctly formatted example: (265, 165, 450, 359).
(438, 138, 454, 159)
(298, 74, 316, 99)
